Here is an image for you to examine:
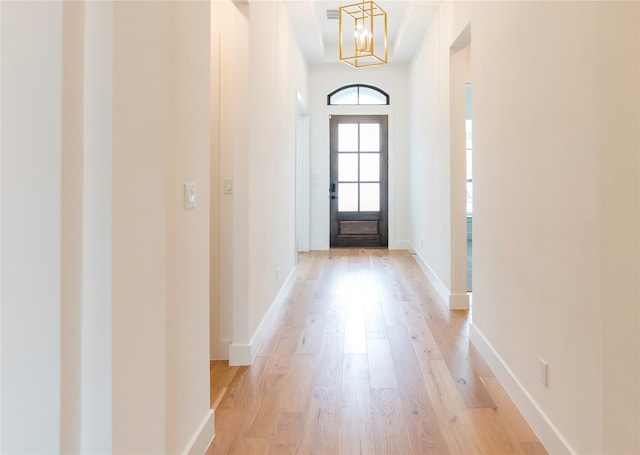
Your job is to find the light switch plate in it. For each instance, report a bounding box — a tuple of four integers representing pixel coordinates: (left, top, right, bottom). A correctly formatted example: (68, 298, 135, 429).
(224, 178, 233, 194)
(184, 183, 196, 210)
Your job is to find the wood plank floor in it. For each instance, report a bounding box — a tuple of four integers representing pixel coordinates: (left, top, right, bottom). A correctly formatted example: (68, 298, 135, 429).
(206, 249, 547, 455)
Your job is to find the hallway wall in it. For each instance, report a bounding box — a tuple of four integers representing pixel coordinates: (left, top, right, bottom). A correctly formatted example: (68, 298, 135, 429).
(163, 2, 212, 453)
(210, 0, 249, 365)
(409, 2, 639, 453)
(210, 0, 308, 365)
(1, 1, 214, 453)
(308, 66, 410, 250)
(1, 2, 64, 451)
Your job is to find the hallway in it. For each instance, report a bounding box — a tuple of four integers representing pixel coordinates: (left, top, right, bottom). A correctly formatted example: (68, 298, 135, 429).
(1, 1, 638, 452)
(207, 249, 546, 454)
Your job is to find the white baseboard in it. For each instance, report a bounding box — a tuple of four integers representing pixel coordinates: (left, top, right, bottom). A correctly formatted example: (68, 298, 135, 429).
(310, 241, 328, 251)
(409, 243, 469, 310)
(389, 240, 409, 250)
(228, 343, 251, 366)
(229, 267, 297, 366)
(449, 292, 470, 310)
(210, 338, 231, 361)
(469, 323, 575, 455)
(409, 242, 449, 303)
(181, 409, 215, 455)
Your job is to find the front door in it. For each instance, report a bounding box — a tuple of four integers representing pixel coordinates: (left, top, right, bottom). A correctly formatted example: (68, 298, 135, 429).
(330, 115, 388, 248)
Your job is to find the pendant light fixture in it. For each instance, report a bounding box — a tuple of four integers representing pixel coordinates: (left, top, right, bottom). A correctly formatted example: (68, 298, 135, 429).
(339, 0, 387, 68)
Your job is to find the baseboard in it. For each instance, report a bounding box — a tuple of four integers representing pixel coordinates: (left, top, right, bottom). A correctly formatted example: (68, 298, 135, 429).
(409, 242, 449, 303)
(181, 409, 215, 455)
(310, 241, 328, 251)
(409, 243, 469, 309)
(449, 292, 470, 310)
(469, 323, 576, 455)
(228, 343, 252, 366)
(389, 240, 409, 250)
(210, 338, 231, 361)
(228, 267, 297, 366)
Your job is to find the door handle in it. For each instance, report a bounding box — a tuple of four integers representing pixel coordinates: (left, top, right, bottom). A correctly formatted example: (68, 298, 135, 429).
(329, 182, 336, 193)
(330, 195, 338, 200)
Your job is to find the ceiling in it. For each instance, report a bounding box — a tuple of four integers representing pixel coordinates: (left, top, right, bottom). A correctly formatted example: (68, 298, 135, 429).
(283, 0, 439, 68)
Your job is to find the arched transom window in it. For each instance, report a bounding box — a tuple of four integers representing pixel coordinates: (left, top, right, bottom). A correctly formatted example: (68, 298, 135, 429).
(327, 84, 389, 105)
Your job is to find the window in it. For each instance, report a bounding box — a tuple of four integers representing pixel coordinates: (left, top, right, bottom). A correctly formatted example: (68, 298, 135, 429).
(328, 84, 389, 105)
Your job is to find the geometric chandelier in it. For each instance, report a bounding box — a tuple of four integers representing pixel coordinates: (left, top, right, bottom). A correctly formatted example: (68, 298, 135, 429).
(339, 0, 388, 68)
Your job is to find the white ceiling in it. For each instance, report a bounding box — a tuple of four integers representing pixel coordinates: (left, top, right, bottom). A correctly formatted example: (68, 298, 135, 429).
(283, 0, 439, 68)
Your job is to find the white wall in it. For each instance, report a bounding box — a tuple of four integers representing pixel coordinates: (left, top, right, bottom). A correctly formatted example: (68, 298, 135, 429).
(308, 65, 410, 250)
(1, 1, 214, 452)
(165, 2, 213, 453)
(112, 1, 213, 452)
(408, 10, 452, 302)
(246, 0, 304, 342)
(595, 4, 640, 452)
(409, 2, 639, 453)
(210, 0, 250, 360)
(1, 2, 63, 451)
(296, 96, 311, 252)
(210, 0, 308, 365)
(61, 2, 85, 452)
(81, 1, 113, 451)
(111, 3, 172, 450)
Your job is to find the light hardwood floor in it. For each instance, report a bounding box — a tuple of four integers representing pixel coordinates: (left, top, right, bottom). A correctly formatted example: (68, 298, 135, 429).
(207, 249, 547, 455)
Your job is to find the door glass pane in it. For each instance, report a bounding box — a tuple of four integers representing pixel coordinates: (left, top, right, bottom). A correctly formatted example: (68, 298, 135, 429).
(338, 183, 358, 211)
(359, 123, 379, 151)
(338, 153, 358, 181)
(360, 153, 379, 181)
(360, 183, 379, 211)
(338, 124, 358, 151)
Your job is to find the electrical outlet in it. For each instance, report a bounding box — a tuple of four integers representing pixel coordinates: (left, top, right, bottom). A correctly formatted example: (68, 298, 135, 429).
(538, 358, 548, 387)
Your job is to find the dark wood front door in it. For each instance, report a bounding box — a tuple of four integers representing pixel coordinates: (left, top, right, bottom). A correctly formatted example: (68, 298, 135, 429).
(330, 115, 388, 248)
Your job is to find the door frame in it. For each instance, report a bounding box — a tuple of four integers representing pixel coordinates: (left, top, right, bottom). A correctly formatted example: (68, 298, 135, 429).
(329, 114, 389, 248)
(448, 25, 471, 309)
